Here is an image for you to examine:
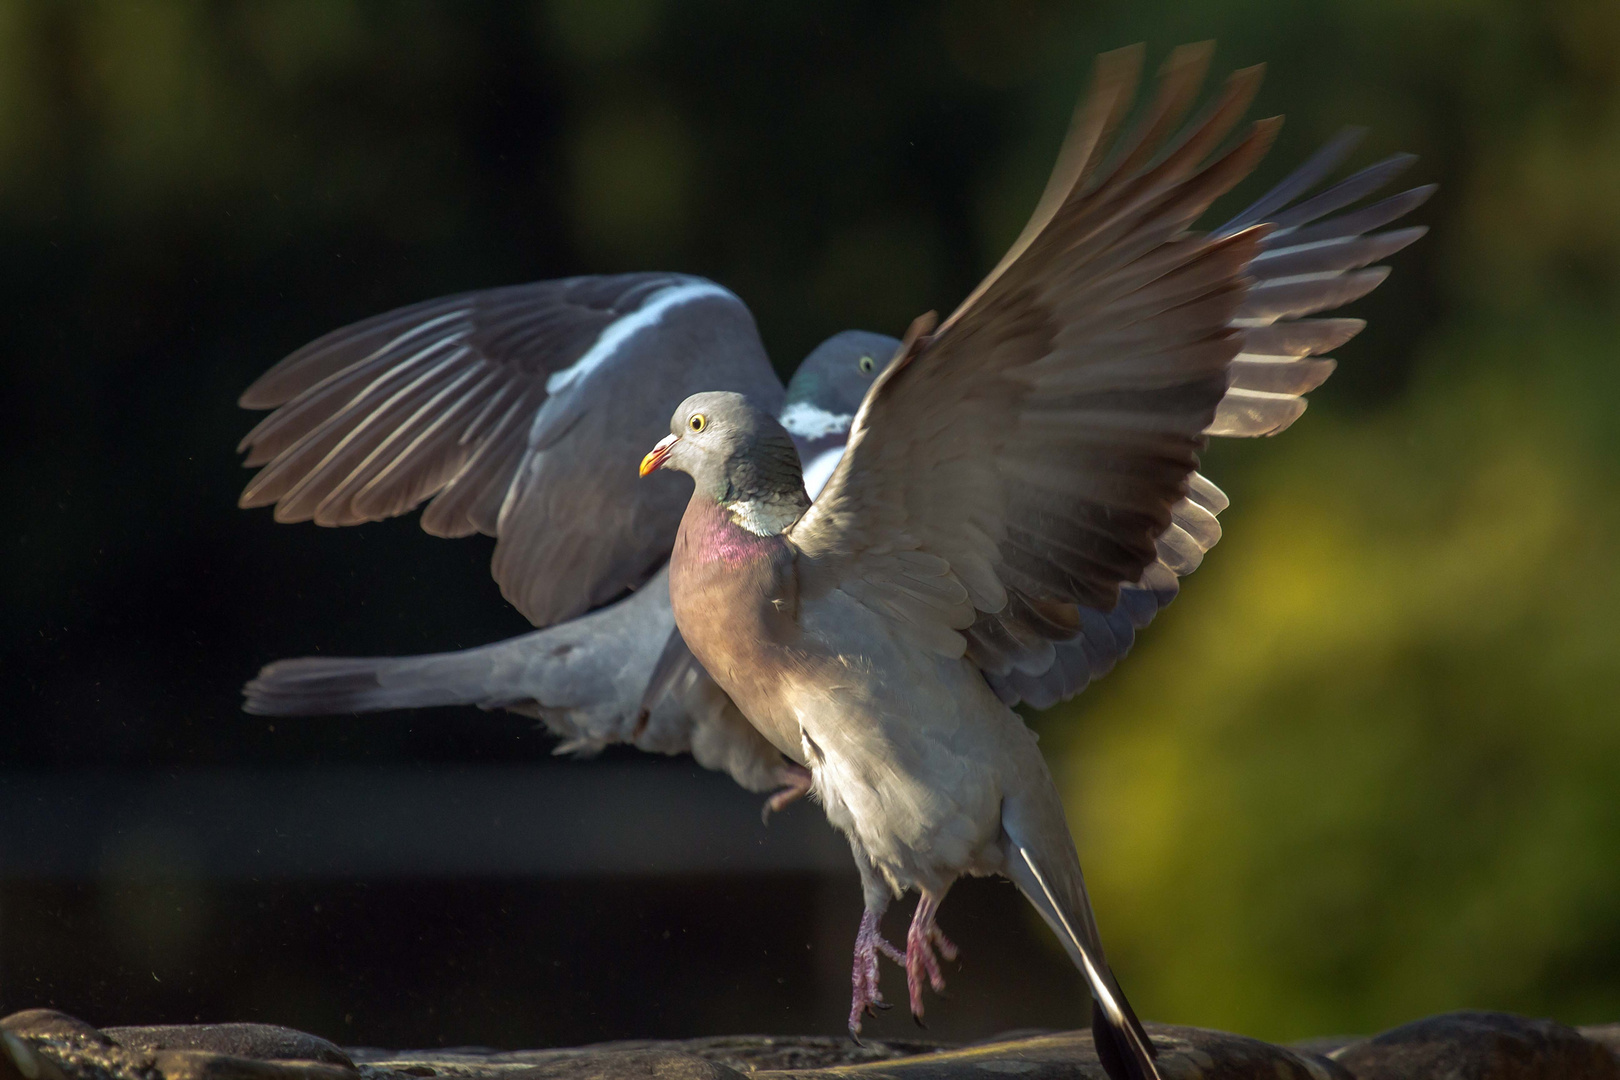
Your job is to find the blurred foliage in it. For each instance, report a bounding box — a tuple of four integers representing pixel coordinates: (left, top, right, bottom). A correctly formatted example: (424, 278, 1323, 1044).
(0, 0, 1615, 1047)
(1036, 0, 1620, 1045)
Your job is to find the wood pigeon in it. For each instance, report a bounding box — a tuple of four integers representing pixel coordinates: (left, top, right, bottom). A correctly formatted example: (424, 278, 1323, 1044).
(236, 271, 895, 805)
(639, 44, 1428, 1078)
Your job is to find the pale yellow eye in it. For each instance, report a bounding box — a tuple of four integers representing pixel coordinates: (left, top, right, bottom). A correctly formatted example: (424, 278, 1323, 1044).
(859, 355, 875, 374)
(688, 413, 706, 433)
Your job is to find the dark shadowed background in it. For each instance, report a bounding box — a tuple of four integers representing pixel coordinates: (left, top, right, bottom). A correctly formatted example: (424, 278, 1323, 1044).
(4, 0, 1618, 1053)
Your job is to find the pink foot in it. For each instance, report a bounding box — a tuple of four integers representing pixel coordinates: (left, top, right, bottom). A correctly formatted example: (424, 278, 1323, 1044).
(849, 908, 904, 1038)
(761, 763, 813, 824)
(905, 893, 958, 1020)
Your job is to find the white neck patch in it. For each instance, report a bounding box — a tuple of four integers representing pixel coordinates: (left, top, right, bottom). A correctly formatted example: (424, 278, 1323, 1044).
(726, 495, 805, 537)
(801, 446, 844, 500)
(779, 401, 853, 440)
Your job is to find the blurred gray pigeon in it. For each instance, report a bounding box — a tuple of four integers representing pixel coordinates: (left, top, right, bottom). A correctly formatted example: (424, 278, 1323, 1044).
(641, 43, 1427, 1077)
(236, 270, 895, 805)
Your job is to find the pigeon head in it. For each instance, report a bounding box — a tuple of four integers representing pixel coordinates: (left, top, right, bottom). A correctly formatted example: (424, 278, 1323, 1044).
(780, 331, 901, 442)
(640, 391, 810, 536)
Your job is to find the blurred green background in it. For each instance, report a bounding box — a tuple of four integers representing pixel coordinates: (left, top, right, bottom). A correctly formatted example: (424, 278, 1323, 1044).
(1, 0, 1615, 1050)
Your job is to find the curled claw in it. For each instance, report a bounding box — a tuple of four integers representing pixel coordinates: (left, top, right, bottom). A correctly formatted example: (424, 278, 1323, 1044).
(761, 762, 813, 824)
(849, 907, 903, 1036)
(905, 893, 957, 1020)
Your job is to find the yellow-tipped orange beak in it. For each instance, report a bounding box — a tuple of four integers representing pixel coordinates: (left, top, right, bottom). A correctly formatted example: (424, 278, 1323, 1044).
(639, 433, 677, 477)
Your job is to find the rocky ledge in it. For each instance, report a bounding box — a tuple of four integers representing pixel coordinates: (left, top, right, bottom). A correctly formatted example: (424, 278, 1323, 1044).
(5, 1008, 1620, 1080)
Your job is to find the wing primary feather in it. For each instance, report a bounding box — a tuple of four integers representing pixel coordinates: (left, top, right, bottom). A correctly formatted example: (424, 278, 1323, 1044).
(452, 377, 521, 447)
(1227, 355, 1337, 396)
(240, 330, 472, 505)
(1028, 46, 1147, 238)
(1215, 126, 1365, 235)
(1153, 523, 1206, 575)
(1169, 497, 1221, 549)
(236, 318, 467, 458)
(268, 344, 471, 522)
(240, 305, 469, 410)
(942, 46, 1144, 331)
(1279, 184, 1436, 247)
(1185, 472, 1229, 515)
(1123, 64, 1268, 199)
(1084, 42, 1214, 193)
(1251, 226, 1427, 279)
(1267, 153, 1418, 232)
(315, 361, 491, 524)
(1240, 318, 1364, 357)
(345, 366, 506, 518)
(1236, 266, 1389, 323)
(1205, 387, 1310, 437)
(422, 388, 542, 537)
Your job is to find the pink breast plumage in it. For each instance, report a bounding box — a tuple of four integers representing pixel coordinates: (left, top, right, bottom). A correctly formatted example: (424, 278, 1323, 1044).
(683, 501, 779, 567)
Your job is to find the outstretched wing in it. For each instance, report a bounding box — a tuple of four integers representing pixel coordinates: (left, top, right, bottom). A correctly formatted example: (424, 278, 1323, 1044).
(987, 129, 1431, 708)
(789, 45, 1419, 687)
(238, 273, 785, 627)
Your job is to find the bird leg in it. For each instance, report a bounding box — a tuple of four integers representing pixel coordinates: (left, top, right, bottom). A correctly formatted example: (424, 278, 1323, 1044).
(905, 892, 959, 1020)
(761, 762, 813, 823)
(849, 907, 904, 1038)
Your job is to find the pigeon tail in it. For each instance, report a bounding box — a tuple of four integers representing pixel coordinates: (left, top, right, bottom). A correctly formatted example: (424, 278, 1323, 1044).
(1001, 821, 1160, 1080)
(239, 600, 661, 755)
(242, 641, 539, 718)
(244, 569, 681, 743)
(241, 581, 794, 798)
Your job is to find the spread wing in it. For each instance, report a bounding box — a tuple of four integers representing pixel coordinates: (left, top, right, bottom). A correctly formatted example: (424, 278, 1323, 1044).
(789, 44, 1419, 685)
(987, 128, 1432, 708)
(238, 273, 785, 627)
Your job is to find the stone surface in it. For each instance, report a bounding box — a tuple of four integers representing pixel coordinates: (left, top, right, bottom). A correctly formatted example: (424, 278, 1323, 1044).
(1290, 1037, 1362, 1059)
(346, 1027, 1345, 1080)
(754, 1027, 1350, 1080)
(1, 1011, 112, 1049)
(1, 1012, 354, 1080)
(1330, 1010, 1620, 1080)
(346, 1036, 941, 1075)
(5, 1008, 1620, 1080)
(438, 1049, 743, 1080)
(104, 1025, 355, 1070)
(1582, 1025, 1620, 1062)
